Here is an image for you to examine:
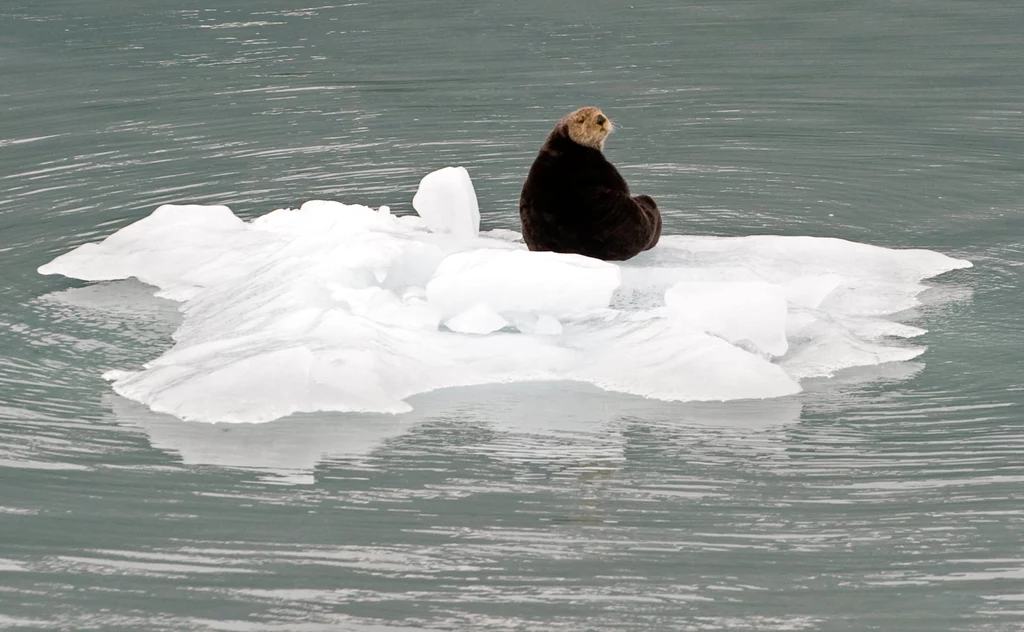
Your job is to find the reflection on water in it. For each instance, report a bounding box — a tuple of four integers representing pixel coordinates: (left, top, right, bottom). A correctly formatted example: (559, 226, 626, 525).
(109, 396, 413, 484)
(110, 383, 805, 483)
(45, 278, 808, 482)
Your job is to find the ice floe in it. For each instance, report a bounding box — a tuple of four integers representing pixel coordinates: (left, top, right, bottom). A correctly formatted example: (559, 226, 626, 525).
(39, 167, 971, 424)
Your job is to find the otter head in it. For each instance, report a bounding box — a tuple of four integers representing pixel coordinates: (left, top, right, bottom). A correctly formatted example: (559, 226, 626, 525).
(562, 106, 613, 151)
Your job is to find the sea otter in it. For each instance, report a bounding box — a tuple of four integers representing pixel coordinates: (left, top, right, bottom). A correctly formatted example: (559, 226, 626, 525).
(519, 106, 662, 261)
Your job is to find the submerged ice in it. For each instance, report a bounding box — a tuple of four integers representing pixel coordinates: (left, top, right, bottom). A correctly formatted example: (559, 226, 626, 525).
(39, 167, 971, 424)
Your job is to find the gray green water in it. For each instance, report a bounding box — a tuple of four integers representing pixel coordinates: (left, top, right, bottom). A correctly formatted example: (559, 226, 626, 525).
(2, 1, 1023, 630)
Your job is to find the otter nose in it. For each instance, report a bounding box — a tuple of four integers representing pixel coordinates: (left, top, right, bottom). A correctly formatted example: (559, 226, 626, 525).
(596, 115, 607, 126)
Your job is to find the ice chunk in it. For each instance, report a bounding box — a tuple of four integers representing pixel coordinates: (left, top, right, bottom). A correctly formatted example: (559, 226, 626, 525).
(426, 249, 620, 318)
(783, 274, 842, 309)
(38, 204, 283, 301)
(513, 314, 564, 336)
(649, 235, 971, 318)
(535, 315, 564, 335)
(572, 315, 801, 402)
(781, 318, 925, 379)
(481, 228, 524, 242)
(411, 166, 480, 238)
(37, 167, 973, 424)
(665, 281, 789, 357)
(445, 303, 509, 334)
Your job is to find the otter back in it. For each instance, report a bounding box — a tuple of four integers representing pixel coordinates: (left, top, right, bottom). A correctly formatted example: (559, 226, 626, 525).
(519, 126, 661, 262)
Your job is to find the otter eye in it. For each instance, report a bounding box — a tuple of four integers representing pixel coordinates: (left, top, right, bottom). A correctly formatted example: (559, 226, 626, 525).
(596, 115, 606, 125)
(577, 117, 585, 124)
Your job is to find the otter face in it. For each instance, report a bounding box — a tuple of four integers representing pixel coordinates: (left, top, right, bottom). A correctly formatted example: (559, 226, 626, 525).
(563, 106, 613, 151)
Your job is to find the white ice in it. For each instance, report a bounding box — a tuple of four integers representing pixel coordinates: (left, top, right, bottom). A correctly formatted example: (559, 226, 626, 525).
(427, 249, 620, 318)
(38, 167, 972, 424)
(444, 303, 508, 335)
(411, 166, 480, 238)
(665, 281, 789, 357)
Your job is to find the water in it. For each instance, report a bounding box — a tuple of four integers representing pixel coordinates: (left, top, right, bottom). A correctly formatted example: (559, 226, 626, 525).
(1, 1, 1022, 629)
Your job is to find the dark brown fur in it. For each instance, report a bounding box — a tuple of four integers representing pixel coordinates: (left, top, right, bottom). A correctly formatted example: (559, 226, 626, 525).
(519, 109, 662, 261)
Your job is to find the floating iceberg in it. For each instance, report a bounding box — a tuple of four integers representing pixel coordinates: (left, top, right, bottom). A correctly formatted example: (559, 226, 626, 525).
(39, 167, 971, 424)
